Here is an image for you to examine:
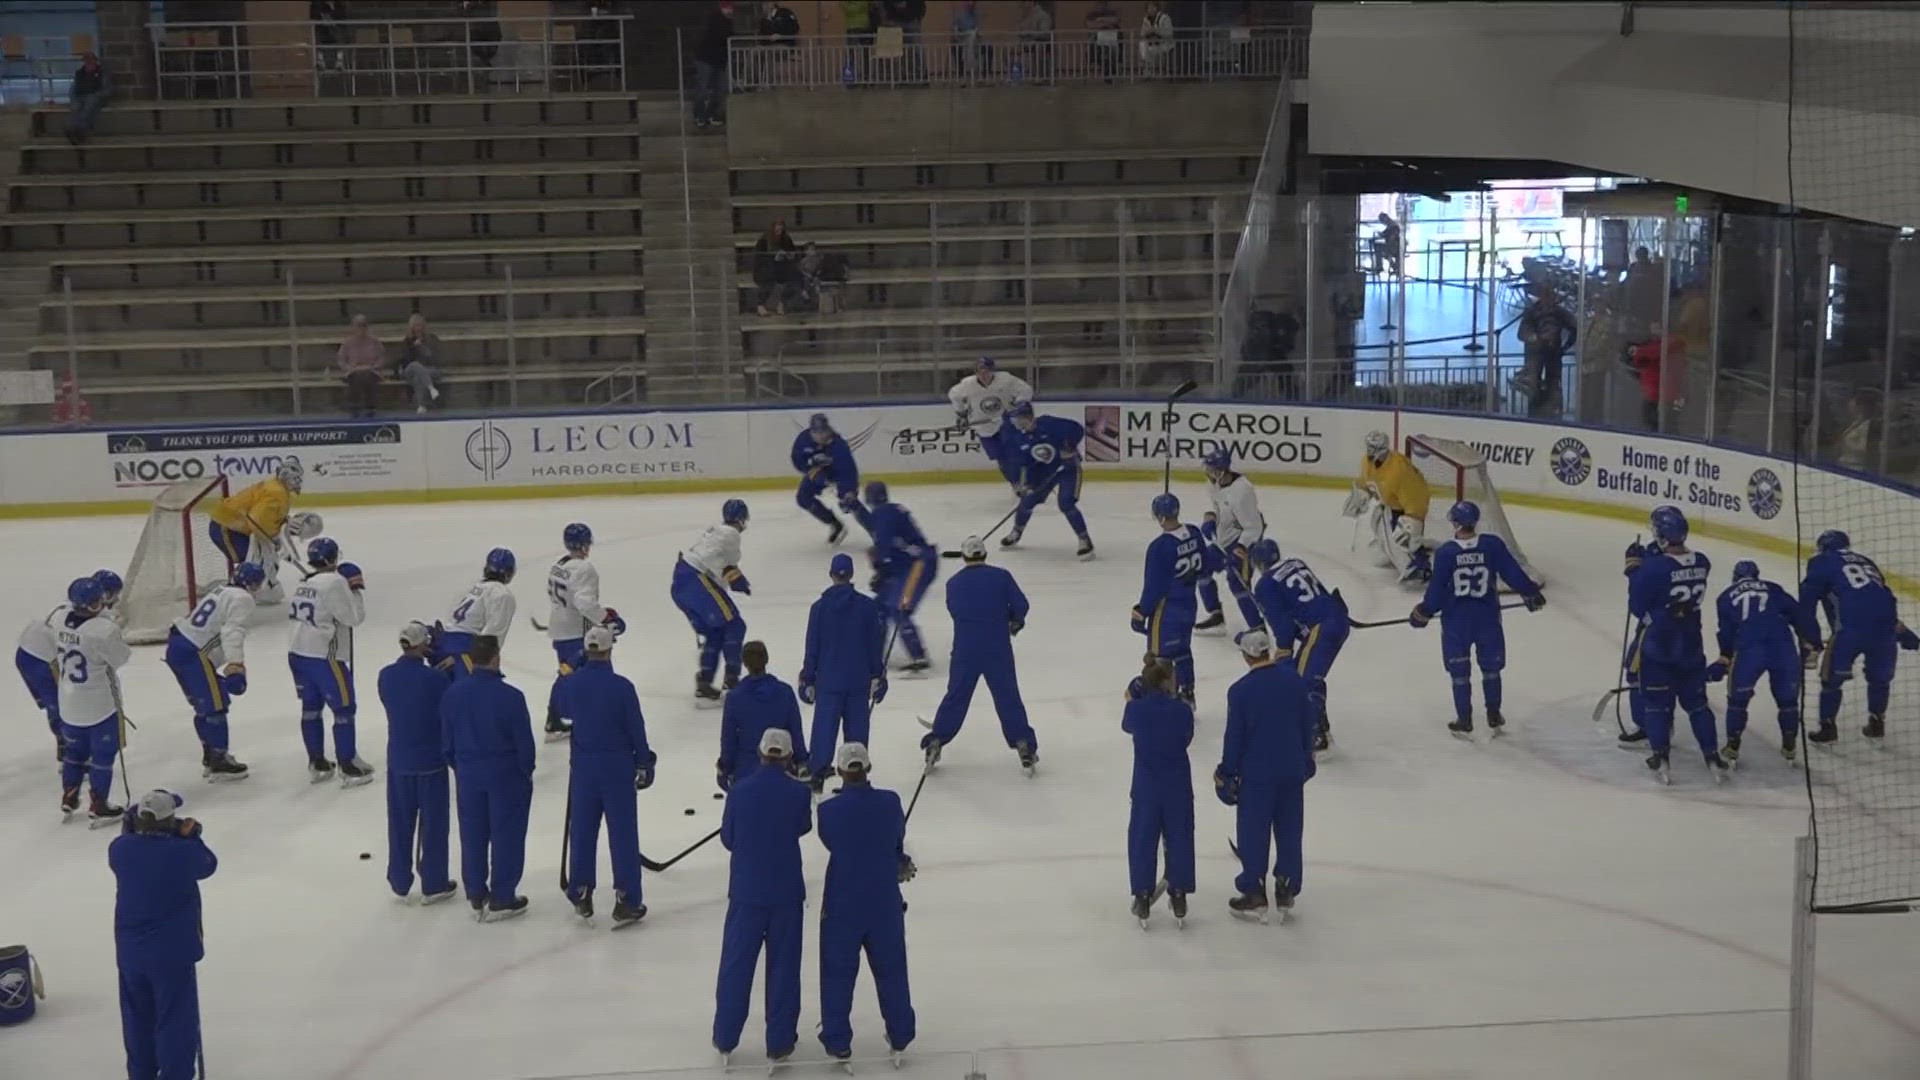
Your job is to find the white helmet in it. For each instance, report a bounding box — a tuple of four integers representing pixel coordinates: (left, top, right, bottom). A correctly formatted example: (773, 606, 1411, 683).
(276, 456, 305, 493)
(1364, 430, 1390, 463)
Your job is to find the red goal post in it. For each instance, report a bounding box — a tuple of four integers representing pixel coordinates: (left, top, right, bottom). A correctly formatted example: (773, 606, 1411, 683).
(121, 475, 232, 645)
(1404, 433, 1542, 585)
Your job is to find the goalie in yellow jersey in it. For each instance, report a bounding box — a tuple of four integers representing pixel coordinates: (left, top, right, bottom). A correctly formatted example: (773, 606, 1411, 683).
(1342, 430, 1433, 584)
(206, 458, 323, 604)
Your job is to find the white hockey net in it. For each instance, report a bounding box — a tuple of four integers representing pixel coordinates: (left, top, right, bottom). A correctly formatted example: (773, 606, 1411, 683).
(1406, 434, 1542, 585)
(122, 476, 231, 644)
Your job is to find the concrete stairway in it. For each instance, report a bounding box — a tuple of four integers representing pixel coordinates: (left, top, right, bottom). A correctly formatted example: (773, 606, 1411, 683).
(638, 131, 740, 405)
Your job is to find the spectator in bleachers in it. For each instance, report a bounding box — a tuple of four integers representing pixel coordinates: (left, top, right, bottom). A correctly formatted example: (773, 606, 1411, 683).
(311, 0, 348, 74)
(843, 0, 877, 84)
(881, 0, 927, 83)
(1369, 212, 1402, 277)
(459, 0, 502, 87)
(1515, 283, 1576, 418)
(1623, 245, 1665, 333)
(1086, 1, 1124, 81)
(64, 53, 109, 146)
(1138, 3, 1175, 71)
(1835, 387, 1876, 471)
(951, 0, 983, 81)
(1627, 323, 1684, 431)
(753, 221, 801, 317)
(337, 314, 387, 418)
(397, 314, 448, 414)
(1018, 0, 1054, 82)
(761, 1, 800, 44)
(692, 1, 734, 129)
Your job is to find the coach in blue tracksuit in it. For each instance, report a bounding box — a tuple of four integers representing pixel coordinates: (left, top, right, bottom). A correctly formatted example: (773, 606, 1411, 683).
(718, 640, 810, 789)
(560, 625, 656, 917)
(110, 789, 217, 1080)
(1710, 561, 1807, 761)
(817, 742, 916, 1063)
(441, 635, 536, 921)
(922, 537, 1036, 769)
(714, 728, 813, 1063)
(380, 622, 455, 902)
(1123, 658, 1195, 915)
(866, 482, 939, 674)
(1215, 628, 1315, 919)
(791, 412, 873, 543)
(799, 554, 887, 787)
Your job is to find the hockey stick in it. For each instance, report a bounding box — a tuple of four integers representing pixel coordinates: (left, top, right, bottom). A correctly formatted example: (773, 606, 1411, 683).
(639, 826, 721, 873)
(1349, 599, 1528, 630)
(1600, 534, 1643, 736)
(903, 751, 935, 825)
(1590, 687, 1631, 723)
(939, 469, 1068, 558)
(1161, 379, 1199, 495)
(528, 615, 548, 633)
(110, 668, 134, 804)
(558, 772, 573, 895)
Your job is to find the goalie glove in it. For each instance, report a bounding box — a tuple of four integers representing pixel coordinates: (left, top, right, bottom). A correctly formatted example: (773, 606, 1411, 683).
(1340, 483, 1372, 519)
(286, 511, 324, 539)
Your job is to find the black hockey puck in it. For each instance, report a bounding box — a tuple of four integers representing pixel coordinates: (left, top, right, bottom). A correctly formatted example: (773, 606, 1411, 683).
(684, 807, 696, 816)
(359, 852, 370, 860)
(712, 791, 724, 800)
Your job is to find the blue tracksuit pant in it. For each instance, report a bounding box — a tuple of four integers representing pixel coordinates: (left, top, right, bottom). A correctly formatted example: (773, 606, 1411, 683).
(713, 900, 804, 1055)
(455, 767, 532, 903)
(386, 770, 452, 897)
(1128, 794, 1195, 895)
(1440, 614, 1506, 719)
(819, 907, 916, 1056)
(1727, 639, 1801, 741)
(1233, 782, 1304, 896)
(119, 965, 200, 1080)
(567, 758, 643, 901)
(927, 648, 1034, 750)
(808, 688, 872, 779)
(1821, 625, 1897, 722)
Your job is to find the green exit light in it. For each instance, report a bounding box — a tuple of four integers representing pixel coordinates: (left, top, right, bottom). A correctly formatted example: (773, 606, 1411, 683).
(1675, 193, 1690, 214)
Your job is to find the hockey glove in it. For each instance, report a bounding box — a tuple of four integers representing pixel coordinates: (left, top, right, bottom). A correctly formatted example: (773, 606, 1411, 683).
(897, 855, 918, 884)
(1200, 515, 1218, 542)
(870, 572, 885, 595)
(838, 490, 862, 514)
(220, 666, 248, 697)
(954, 407, 971, 429)
(602, 608, 626, 638)
(1706, 657, 1730, 683)
(810, 452, 833, 469)
(715, 758, 732, 792)
(790, 761, 812, 783)
(1523, 592, 1547, 613)
(1624, 541, 1645, 575)
(1899, 623, 1920, 652)
(870, 676, 889, 705)
(919, 731, 943, 752)
(1800, 640, 1821, 667)
(1408, 605, 1432, 629)
(797, 679, 816, 705)
(1008, 617, 1025, 637)
(338, 562, 365, 590)
(635, 765, 654, 791)
(723, 567, 751, 595)
(1130, 607, 1150, 635)
(1212, 768, 1240, 806)
(176, 817, 203, 839)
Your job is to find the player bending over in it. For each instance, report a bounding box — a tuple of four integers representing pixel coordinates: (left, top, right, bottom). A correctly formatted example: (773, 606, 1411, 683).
(792, 413, 873, 545)
(544, 523, 625, 742)
(866, 482, 939, 677)
(1343, 431, 1432, 584)
(1409, 501, 1545, 741)
(1248, 540, 1349, 752)
(287, 538, 373, 786)
(55, 576, 132, 825)
(1624, 506, 1725, 784)
(1197, 449, 1266, 632)
(438, 548, 518, 672)
(1799, 530, 1920, 745)
(1709, 561, 1810, 767)
(1000, 402, 1094, 559)
(164, 562, 265, 782)
(672, 499, 753, 705)
(948, 356, 1032, 492)
(206, 459, 316, 604)
(1133, 494, 1221, 707)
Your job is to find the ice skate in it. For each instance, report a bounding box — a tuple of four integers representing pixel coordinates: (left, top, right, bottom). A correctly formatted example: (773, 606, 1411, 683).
(1722, 733, 1742, 770)
(1864, 713, 1886, 744)
(1616, 728, 1648, 751)
(1706, 752, 1730, 785)
(899, 657, 931, 678)
(827, 519, 848, 546)
(570, 889, 594, 921)
(998, 528, 1023, 550)
(826, 1048, 853, 1075)
(1194, 610, 1226, 632)
(484, 896, 529, 923)
(768, 1048, 793, 1074)
(1782, 737, 1799, 765)
(1809, 722, 1839, 746)
(1273, 876, 1297, 924)
(421, 882, 459, 906)
(889, 1045, 906, 1068)
(87, 793, 124, 830)
(308, 756, 336, 784)
(59, 785, 81, 822)
(1228, 887, 1269, 924)
(714, 1043, 733, 1071)
(1312, 726, 1332, 754)
(610, 893, 647, 930)
(338, 756, 376, 788)
(1486, 710, 1506, 738)
(1130, 890, 1154, 929)
(202, 749, 250, 782)
(695, 678, 724, 710)
(1015, 739, 1037, 777)
(469, 895, 488, 921)
(1448, 715, 1474, 741)
(1168, 888, 1188, 928)
(1646, 751, 1672, 785)
(1075, 536, 1096, 561)
(1176, 687, 1196, 710)
(722, 673, 739, 693)
(544, 717, 573, 743)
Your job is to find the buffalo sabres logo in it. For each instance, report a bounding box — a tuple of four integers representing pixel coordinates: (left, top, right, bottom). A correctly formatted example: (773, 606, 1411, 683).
(0, 968, 29, 1012)
(1747, 468, 1783, 520)
(1030, 443, 1059, 466)
(1549, 436, 1591, 486)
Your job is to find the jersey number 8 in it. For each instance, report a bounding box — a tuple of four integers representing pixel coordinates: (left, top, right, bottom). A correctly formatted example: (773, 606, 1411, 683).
(1842, 563, 1885, 590)
(188, 597, 218, 628)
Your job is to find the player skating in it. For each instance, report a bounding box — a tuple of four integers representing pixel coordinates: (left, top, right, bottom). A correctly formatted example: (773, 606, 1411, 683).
(1122, 658, 1195, 928)
(1408, 502, 1546, 740)
(17, 584, 73, 762)
(1709, 561, 1810, 767)
(287, 538, 373, 786)
(55, 576, 131, 826)
(799, 555, 888, 794)
(920, 537, 1037, 774)
(544, 523, 625, 742)
(205, 458, 315, 603)
(792, 413, 873, 545)
(557, 625, 655, 928)
(999, 402, 1094, 560)
(948, 356, 1032, 492)
(866, 482, 939, 677)
(1196, 449, 1265, 632)
(378, 621, 457, 905)
(672, 500, 753, 706)
(1215, 628, 1315, 923)
(1133, 494, 1221, 707)
(1798, 530, 1920, 745)
(816, 742, 918, 1067)
(1624, 506, 1726, 784)
(1342, 430, 1432, 584)
(1248, 540, 1350, 752)
(163, 562, 265, 782)
(437, 548, 517, 672)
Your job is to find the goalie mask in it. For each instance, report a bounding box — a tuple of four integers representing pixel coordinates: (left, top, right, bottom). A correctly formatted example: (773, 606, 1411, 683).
(1364, 430, 1391, 465)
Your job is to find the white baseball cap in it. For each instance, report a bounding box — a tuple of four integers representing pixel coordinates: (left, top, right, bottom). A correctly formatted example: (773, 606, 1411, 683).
(759, 729, 793, 758)
(137, 789, 183, 822)
(960, 536, 987, 560)
(399, 621, 434, 649)
(1237, 628, 1274, 658)
(584, 625, 616, 653)
(835, 742, 871, 772)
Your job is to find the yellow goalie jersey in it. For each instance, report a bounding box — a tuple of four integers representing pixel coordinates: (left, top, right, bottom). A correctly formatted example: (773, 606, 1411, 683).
(1361, 450, 1430, 522)
(208, 477, 293, 540)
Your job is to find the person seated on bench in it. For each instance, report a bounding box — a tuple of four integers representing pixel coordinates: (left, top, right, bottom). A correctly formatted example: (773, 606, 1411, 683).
(752, 220, 801, 317)
(397, 314, 450, 414)
(65, 53, 110, 146)
(337, 314, 387, 419)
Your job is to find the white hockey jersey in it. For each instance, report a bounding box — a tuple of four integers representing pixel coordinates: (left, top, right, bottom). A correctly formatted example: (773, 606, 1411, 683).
(447, 579, 516, 639)
(56, 612, 131, 726)
(287, 571, 365, 660)
(171, 586, 256, 669)
(1209, 473, 1266, 549)
(545, 556, 605, 641)
(948, 372, 1034, 435)
(682, 524, 744, 585)
(16, 603, 68, 662)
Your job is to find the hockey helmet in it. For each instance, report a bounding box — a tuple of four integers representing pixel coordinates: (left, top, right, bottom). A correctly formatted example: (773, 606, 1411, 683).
(1732, 560, 1761, 581)
(231, 562, 267, 590)
(1151, 493, 1180, 521)
(484, 547, 516, 581)
(1248, 538, 1282, 569)
(1448, 501, 1481, 530)
(67, 576, 104, 612)
(306, 536, 341, 568)
(563, 522, 593, 554)
(1650, 505, 1689, 545)
(1817, 529, 1850, 554)
(722, 499, 750, 528)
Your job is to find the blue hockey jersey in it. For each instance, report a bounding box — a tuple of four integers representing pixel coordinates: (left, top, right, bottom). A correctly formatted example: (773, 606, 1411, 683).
(1138, 524, 1222, 619)
(1799, 549, 1900, 643)
(1420, 533, 1537, 619)
(1012, 415, 1083, 488)
(870, 502, 934, 576)
(1715, 578, 1803, 657)
(1254, 557, 1346, 640)
(791, 429, 859, 487)
(1629, 547, 1713, 662)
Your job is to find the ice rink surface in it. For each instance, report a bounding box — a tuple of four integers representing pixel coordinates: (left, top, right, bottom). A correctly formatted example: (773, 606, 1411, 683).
(5, 480, 1918, 1080)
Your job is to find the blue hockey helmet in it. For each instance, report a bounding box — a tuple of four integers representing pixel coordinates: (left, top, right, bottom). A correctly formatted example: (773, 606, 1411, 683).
(976, 355, 997, 372)
(1448, 500, 1481, 530)
(67, 576, 104, 611)
(484, 547, 516, 581)
(92, 568, 124, 599)
(1203, 447, 1232, 478)
(1248, 538, 1282, 569)
(1817, 529, 1850, 554)
(306, 536, 341, 568)
(1151, 493, 1180, 521)
(722, 498, 750, 528)
(1732, 560, 1760, 581)
(231, 562, 267, 590)
(864, 480, 890, 508)
(1007, 401, 1036, 429)
(808, 412, 832, 437)
(1650, 505, 1690, 545)
(563, 522, 593, 554)
(829, 553, 855, 580)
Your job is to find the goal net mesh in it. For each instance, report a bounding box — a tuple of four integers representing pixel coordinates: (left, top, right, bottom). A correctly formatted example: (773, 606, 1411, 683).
(1405, 434, 1541, 585)
(122, 476, 230, 645)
